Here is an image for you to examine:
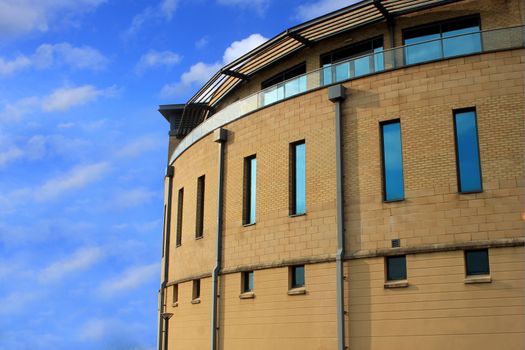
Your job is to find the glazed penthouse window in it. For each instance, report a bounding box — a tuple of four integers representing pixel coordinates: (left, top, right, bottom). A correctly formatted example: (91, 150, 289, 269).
(454, 109, 482, 193)
(195, 175, 205, 238)
(403, 16, 481, 65)
(321, 37, 383, 84)
(380, 120, 405, 201)
(243, 155, 257, 225)
(261, 63, 306, 105)
(290, 141, 306, 215)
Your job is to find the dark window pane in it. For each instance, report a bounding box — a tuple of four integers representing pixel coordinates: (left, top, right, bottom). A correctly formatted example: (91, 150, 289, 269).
(465, 250, 490, 275)
(381, 121, 405, 201)
(173, 285, 178, 303)
(195, 175, 205, 238)
(454, 110, 482, 192)
(176, 188, 184, 246)
(387, 256, 407, 281)
(243, 271, 254, 292)
(193, 280, 201, 299)
(292, 266, 305, 288)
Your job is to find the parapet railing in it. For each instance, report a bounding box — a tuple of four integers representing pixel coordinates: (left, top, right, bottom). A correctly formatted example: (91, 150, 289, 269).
(170, 25, 525, 164)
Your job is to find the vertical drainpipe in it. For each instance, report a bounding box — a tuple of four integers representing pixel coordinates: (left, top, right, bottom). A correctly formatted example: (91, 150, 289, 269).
(328, 84, 347, 350)
(159, 165, 174, 350)
(211, 127, 228, 350)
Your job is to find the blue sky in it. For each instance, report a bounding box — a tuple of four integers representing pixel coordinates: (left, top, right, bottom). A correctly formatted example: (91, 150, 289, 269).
(0, 0, 353, 349)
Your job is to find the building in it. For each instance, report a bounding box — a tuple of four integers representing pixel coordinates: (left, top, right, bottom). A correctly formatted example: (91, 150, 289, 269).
(157, 1, 525, 349)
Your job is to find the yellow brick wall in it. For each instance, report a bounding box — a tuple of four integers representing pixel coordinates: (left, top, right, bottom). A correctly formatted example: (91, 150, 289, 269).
(220, 262, 337, 350)
(168, 133, 218, 280)
(343, 49, 524, 253)
(347, 246, 525, 350)
(167, 278, 212, 350)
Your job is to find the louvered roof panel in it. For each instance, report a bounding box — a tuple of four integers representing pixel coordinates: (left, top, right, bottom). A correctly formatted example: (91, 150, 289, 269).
(183, 0, 464, 115)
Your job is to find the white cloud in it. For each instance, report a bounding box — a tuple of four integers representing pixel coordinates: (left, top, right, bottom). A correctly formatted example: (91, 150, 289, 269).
(223, 33, 268, 64)
(42, 85, 116, 112)
(0, 135, 47, 167)
(295, 0, 357, 21)
(0, 0, 106, 38)
(217, 0, 270, 15)
(136, 50, 181, 72)
(161, 33, 268, 98)
(195, 37, 209, 49)
(0, 55, 31, 75)
(0, 291, 41, 315)
(0, 42, 108, 76)
(38, 246, 103, 283)
(78, 318, 113, 340)
(35, 161, 111, 201)
(116, 135, 164, 158)
(112, 188, 158, 209)
(99, 263, 159, 296)
(123, 0, 178, 38)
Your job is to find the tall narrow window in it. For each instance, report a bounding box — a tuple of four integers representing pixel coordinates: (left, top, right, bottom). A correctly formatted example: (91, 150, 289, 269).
(454, 109, 482, 193)
(380, 120, 405, 201)
(243, 155, 257, 225)
(162, 205, 166, 257)
(176, 188, 184, 246)
(290, 141, 306, 215)
(172, 284, 179, 305)
(195, 175, 205, 238)
(290, 265, 305, 289)
(192, 279, 200, 300)
(241, 271, 254, 293)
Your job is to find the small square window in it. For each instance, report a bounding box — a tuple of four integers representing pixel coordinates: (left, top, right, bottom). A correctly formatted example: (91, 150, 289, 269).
(242, 271, 254, 293)
(192, 280, 200, 300)
(290, 265, 305, 289)
(172, 284, 179, 304)
(465, 249, 490, 276)
(386, 256, 407, 281)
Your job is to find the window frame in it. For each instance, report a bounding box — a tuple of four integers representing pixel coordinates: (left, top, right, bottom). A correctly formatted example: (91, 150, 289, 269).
(290, 140, 306, 216)
(453, 107, 483, 194)
(385, 255, 407, 281)
(465, 249, 490, 276)
(192, 279, 201, 301)
(261, 62, 306, 89)
(243, 155, 257, 225)
(195, 175, 205, 239)
(290, 265, 305, 289)
(172, 284, 179, 305)
(176, 187, 184, 247)
(241, 271, 254, 293)
(379, 119, 405, 202)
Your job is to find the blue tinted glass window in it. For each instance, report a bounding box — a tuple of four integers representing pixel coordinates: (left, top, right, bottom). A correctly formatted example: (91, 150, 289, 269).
(381, 121, 405, 201)
(443, 26, 481, 57)
(249, 157, 256, 223)
(293, 142, 306, 215)
(454, 110, 482, 193)
(335, 62, 350, 82)
(387, 256, 407, 281)
(353, 55, 371, 77)
(465, 250, 489, 275)
(404, 17, 481, 65)
(244, 156, 257, 224)
(405, 32, 442, 64)
(373, 46, 384, 72)
(322, 65, 332, 85)
(292, 266, 305, 288)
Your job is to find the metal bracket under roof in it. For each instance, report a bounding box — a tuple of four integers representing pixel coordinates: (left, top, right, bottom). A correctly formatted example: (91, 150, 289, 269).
(286, 30, 313, 47)
(373, 0, 392, 20)
(221, 69, 249, 80)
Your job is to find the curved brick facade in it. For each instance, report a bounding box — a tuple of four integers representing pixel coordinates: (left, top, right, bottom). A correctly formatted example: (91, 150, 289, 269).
(158, 1, 525, 349)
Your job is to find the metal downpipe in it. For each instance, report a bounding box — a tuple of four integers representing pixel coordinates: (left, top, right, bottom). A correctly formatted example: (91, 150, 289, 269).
(329, 85, 347, 350)
(159, 166, 174, 350)
(211, 128, 228, 350)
